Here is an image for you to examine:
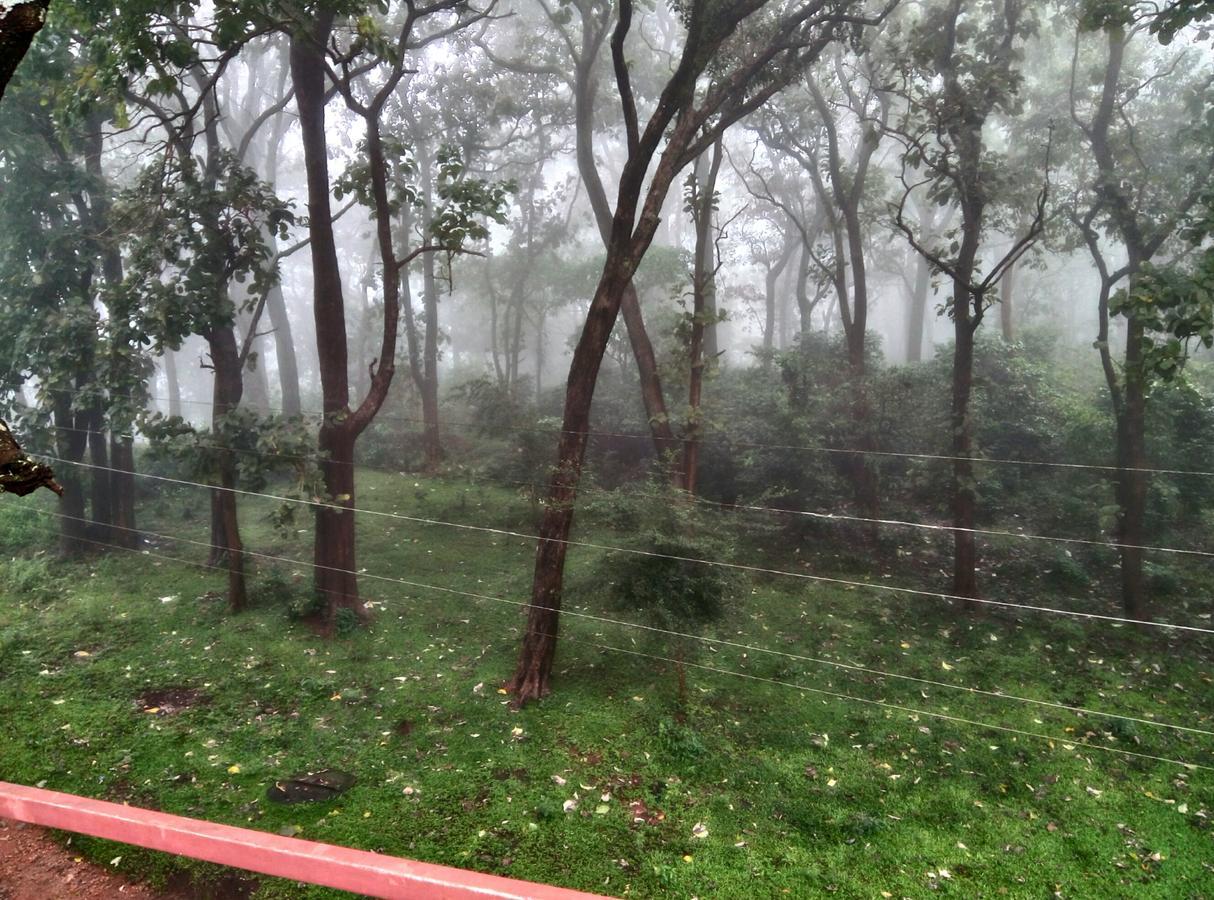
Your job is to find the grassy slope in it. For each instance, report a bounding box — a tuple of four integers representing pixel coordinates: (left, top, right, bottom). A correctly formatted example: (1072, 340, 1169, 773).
(1, 471, 1212, 899)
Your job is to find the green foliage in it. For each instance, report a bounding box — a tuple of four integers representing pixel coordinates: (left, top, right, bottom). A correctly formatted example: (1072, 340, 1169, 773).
(141, 411, 324, 535)
(583, 481, 736, 643)
(334, 136, 418, 215)
(1112, 263, 1214, 386)
(116, 151, 294, 350)
(430, 145, 515, 246)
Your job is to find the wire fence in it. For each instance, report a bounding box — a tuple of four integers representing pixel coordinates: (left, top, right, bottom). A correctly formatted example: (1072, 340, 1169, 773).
(14, 508, 1214, 774)
(35, 453, 1214, 636)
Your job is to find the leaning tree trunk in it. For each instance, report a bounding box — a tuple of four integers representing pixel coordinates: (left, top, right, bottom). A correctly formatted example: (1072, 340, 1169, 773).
(999, 260, 1015, 343)
(508, 265, 632, 701)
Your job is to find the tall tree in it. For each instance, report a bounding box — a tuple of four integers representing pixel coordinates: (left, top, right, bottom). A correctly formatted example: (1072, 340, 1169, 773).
(479, 0, 683, 469)
(1067, 0, 1214, 618)
(289, 0, 503, 627)
(887, 0, 1048, 602)
(509, 0, 891, 702)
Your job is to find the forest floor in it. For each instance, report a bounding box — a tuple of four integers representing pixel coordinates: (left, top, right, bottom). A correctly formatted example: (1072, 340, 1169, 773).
(1, 470, 1212, 898)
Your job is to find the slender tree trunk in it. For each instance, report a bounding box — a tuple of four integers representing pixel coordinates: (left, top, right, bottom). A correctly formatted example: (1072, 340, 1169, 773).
(1117, 311, 1148, 618)
(86, 397, 112, 541)
(906, 251, 931, 363)
(535, 308, 545, 400)
(686, 140, 724, 494)
(53, 392, 88, 557)
(207, 327, 247, 612)
(420, 244, 443, 469)
(260, 71, 303, 420)
(291, 12, 366, 622)
(620, 285, 680, 472)
(999, 259, 1015, 343)
(164, 350, 182, 418)
(795, 245, 815, 339)
(264, 281, 302, 417)
(508, 266, 631, 701)
(951, 316, 979, 603)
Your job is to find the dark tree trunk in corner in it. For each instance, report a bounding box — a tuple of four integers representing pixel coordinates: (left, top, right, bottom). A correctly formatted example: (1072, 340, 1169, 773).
(0, 1, 49, 102)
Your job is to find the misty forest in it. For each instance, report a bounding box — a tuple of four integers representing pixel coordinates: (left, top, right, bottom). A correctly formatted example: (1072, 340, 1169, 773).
(0, 0, 1213, 896)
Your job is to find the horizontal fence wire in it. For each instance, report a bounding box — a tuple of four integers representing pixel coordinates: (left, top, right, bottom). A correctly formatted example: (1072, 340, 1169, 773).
(33, 420, 1214, 559)
(20, 506, 1214, 742)
(35, 453, 1214, 636)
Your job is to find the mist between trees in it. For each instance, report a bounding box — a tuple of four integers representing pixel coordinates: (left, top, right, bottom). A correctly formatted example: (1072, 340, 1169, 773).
(1, 0, 1212, 707)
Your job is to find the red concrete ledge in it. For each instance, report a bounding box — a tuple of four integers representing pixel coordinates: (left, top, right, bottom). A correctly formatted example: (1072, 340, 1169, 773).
(0, 781, 610, 899)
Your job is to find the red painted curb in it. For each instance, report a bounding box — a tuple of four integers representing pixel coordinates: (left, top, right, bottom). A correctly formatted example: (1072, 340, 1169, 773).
(0, 781, 610, 899)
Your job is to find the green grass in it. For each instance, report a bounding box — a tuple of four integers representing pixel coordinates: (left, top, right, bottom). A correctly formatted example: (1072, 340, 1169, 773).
(1, 471, 1212, 898)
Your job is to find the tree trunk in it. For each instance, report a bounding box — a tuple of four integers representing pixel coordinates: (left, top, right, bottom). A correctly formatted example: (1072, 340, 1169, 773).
(620, 284, 680, 472)
(570, 47, 678, 469)
(420, 243, 443, 469)
(794, 245, 816, 338)
(207, 327, 247, 613)
(1117, 313, 1148, 619)
(999, 259, 1015, 343)
(508, 267, 630, 702)
(291, 14, 366, 620)
(906, 250, 930, 363)
(164, 350, 182, 418)
(685, 139, 724, 494)
(264, 281, 302, 417)
(314, 424, 362, 628)
(53, 391, 88, 557)
(951, 301, 979, 603)
(109, 435, 137, 549)
(86, 397, 112, 542)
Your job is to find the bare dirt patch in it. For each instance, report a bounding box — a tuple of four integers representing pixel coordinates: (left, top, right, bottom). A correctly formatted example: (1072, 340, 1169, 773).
(136, 687, 210, 716)
(0, 818, 175, 899)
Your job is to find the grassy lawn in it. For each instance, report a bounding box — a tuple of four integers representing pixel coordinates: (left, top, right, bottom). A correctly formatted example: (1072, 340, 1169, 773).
(1, 470, 1212, 898)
